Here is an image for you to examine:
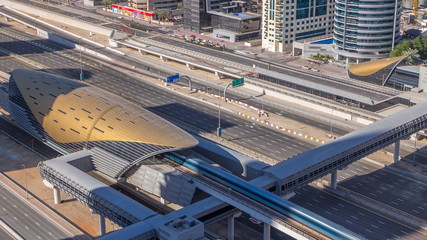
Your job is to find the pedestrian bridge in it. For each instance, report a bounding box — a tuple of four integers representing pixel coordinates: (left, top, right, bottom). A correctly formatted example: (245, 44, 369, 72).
(263, 101, 427, 195)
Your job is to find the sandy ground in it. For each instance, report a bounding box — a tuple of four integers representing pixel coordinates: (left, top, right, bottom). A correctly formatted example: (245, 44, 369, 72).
(0, 133, 118, 238)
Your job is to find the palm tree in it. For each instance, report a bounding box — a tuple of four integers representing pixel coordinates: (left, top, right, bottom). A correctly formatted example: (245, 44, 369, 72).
(403, 48, 421, 65)
(153, 8, 159, 20)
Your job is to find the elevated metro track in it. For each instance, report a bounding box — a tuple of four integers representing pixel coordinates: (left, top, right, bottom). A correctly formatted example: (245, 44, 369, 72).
(0, 4, 401, 112)
(264, 100, 427, 195)
(167, 153, 363, 240)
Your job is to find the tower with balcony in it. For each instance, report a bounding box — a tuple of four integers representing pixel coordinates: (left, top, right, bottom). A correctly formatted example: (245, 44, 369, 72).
(332, 0, 402, 63)
(262, 0, 335, 53)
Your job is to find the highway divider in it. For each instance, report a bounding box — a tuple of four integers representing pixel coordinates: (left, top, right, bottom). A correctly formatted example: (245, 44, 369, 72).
(196, 89, 326, 144)
(0, 218, 24, 240)
(238, 112, 325, 144)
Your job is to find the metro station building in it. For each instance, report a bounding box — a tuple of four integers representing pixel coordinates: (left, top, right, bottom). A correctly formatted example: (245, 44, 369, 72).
(9, 69, 198, 179)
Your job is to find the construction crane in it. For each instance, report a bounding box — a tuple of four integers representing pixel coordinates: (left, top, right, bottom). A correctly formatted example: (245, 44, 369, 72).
(413, 0, 418, 16)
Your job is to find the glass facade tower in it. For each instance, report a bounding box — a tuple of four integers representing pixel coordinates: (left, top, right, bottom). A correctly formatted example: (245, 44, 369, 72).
(332, 0, 402, 63)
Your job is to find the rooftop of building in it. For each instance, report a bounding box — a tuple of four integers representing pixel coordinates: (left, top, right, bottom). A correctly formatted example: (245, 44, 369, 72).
(11, 68, 198, 148)
(207, 11, 261, 20)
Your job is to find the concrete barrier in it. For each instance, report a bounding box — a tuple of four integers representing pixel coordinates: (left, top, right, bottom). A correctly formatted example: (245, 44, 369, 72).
(0, 0, 113, 36)
(244, 83, 375, 125)
(0, 218, 24, 240)
(238, 112, 325, 144)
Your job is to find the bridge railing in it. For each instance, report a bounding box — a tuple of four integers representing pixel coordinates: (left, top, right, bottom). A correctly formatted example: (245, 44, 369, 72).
(278, 109, 427, 195)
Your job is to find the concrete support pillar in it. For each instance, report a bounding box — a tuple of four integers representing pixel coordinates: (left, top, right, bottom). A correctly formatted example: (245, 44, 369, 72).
(99, 214, 106, 236)
(4, 17, 9, 22)
(160, 197, 166, 205)
(53, 186, 61, 204)
(394, 140, 401, 164)
(215, 71, 222, 79)
(228, 215, 235, 240)
(186, 63, 194, 70)
(160, 56, 167, 62)
(331, 170, 338, 190)
(263, 223, 271, 240)
(138, 49, 146, 55)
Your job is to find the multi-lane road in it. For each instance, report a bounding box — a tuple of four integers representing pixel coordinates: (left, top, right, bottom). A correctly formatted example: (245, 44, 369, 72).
(1, 11, 427, 239)
(291, 186, 427, 240)
(0, 25, 315, 161)
(332, 160, 427, 221)
(0, 184, 74, 240)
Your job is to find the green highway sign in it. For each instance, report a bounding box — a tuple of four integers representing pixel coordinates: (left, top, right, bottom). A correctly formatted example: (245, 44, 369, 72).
(232, 77, 244, 87)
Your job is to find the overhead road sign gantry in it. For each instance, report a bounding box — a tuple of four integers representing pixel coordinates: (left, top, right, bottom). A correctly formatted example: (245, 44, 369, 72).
(224, 78, 244, 102)
(166, 73, 180, 83)
(232, 77, 244, 87)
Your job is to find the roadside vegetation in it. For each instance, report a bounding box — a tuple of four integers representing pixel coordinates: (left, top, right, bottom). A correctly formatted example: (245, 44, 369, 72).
(389, 37, 427, 65)
(309, 53, 332, 63)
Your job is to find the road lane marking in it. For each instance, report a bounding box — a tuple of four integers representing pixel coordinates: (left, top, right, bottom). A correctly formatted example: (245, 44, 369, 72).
(319, 189, 427, 236)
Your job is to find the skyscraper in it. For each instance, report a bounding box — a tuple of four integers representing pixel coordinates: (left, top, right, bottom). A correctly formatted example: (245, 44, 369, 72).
(332, 0, 402, 63)
(262, 0, 335, 52)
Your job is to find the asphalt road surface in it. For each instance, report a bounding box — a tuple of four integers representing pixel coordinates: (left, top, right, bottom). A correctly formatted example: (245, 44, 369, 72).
(0, 4, 398, 104)
(291, 186, 427, 240)
(1, 19, 426, 239)
(335, 161, 427, 221)
(0, 184, 74, 240)
(0, 27, 315, 161)
(0, 227, 14, 240)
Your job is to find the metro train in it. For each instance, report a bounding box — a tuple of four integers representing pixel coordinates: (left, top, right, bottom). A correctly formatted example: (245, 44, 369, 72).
(166, 152, 364, 240)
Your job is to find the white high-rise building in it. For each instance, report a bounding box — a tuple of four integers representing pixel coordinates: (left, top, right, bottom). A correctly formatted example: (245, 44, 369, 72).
(262, 0, 335, 53)
(332, 0, 402, 63)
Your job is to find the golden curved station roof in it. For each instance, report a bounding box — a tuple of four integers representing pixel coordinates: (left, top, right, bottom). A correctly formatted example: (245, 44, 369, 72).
(11, 69, 198, 149)
(348, 56, 406, 76)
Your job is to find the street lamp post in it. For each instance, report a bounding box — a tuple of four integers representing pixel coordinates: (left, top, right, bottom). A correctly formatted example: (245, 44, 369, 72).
(22, 164, 28, 199)
(217, 90, 222, 137)
(79, 39, 84, 80)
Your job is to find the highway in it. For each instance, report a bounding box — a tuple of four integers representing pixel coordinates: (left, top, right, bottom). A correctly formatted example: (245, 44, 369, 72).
(0, 7, 352, 137)
(0, 25, 315, 161)
(1, 13, 427, 239)
(0, 2, 399, 104)
(0, 6, 368, 137)
(291, 186, 427, 240)
(134, 35, 398, 102)
(207, 212, 297, 240)
(330, 160, 427, 221)
(0, 184, 74, 240)
(181, 80, 350, 136)
(0, 228, 14, 240)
